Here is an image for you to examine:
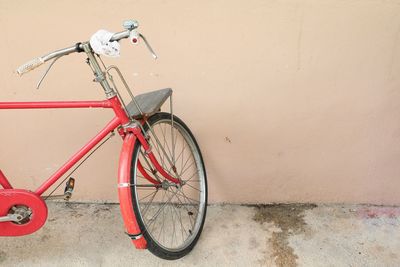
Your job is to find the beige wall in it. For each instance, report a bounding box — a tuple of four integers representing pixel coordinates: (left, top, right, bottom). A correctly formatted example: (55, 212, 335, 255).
(1, 0, 400, 204)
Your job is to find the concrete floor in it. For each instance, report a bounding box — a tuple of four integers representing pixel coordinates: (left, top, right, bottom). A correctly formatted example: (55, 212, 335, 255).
(0, 203, 399, 267)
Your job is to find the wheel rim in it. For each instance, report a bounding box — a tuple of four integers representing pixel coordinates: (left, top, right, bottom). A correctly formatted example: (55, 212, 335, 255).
(133, 118, 206, 251)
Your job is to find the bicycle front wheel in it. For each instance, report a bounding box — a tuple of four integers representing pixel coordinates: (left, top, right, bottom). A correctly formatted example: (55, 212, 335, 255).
(130, 112, 207, 260)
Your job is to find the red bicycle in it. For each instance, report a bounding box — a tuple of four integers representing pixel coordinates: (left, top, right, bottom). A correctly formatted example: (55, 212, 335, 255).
(0, 20, 207, 260)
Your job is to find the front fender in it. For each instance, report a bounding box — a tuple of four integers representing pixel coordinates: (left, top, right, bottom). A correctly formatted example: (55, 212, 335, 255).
(118, 133, 147, 249)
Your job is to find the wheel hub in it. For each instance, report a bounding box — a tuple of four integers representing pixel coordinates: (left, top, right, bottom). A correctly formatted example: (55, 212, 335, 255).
(161, 180, 180, 190)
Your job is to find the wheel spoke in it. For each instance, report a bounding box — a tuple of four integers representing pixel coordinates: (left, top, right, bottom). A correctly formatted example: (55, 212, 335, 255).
(160, 123, 174, 163)
(176, 204, 187, 244)
(180, 154, 194, 176)
(171, 190, 197, 230)
(177, 189, 200, 204)
(173, 141, 186, 168)
(141, 189, 159, 217)
(143, 187, 180, 231)
(149, 130, 165, 167)
(160, 124, 167, 168)
(139, 190, 158, 202)
(183, 170, 200, 183)
(184, 183, 202, 192)
(180, 160, 196, 177)
(158, 190, 166, 242)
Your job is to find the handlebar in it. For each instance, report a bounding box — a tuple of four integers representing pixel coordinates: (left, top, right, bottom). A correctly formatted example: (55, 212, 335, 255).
(16, 57, 45, 75)
(16, 25, 134, 76)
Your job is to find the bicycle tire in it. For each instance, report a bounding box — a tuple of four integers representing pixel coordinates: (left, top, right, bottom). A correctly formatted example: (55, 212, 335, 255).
(130, 112, 208, 260)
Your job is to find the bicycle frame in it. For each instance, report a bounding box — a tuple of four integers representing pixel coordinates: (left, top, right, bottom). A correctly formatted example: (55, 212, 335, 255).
(0, 94, 180, 248)
(0, 96, 128, 195)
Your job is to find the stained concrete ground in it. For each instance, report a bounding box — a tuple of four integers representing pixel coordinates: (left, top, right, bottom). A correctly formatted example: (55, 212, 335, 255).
(1, 203, 400, 266)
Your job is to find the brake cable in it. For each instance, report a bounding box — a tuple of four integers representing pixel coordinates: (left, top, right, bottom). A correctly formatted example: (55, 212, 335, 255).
(36, 56, 63, 89)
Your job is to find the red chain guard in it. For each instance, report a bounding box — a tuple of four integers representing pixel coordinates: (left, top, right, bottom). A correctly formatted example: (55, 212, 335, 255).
(0, 189, 48, 236)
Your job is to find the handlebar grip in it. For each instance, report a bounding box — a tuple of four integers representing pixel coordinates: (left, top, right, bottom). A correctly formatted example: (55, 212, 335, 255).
(16, 57, 45, 76)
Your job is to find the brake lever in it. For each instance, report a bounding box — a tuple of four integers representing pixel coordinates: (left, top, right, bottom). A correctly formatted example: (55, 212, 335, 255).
(139, 33, 158, 59)
(36, 56, 62, 89)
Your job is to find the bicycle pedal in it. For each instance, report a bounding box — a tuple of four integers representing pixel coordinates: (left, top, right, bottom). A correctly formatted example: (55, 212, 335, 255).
(63, 177, 75, 201)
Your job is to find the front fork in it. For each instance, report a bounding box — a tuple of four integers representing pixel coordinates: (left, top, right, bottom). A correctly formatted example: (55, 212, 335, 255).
(121, 122, 181, 185)
(117, 122, 180, 249)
